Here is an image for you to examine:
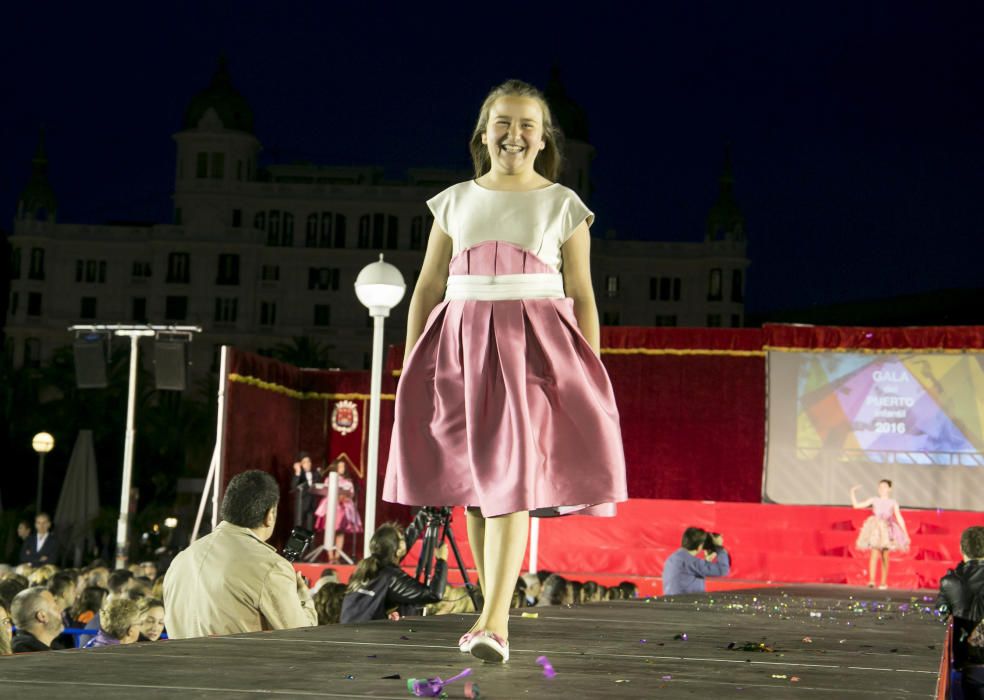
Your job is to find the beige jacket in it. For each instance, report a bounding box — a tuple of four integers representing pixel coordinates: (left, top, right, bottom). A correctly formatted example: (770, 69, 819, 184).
(163, 521, 317, 639)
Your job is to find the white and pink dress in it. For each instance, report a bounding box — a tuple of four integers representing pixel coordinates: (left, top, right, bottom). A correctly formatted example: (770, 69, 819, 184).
(383, 180, 628, 518)
(856, 497, 910, 552)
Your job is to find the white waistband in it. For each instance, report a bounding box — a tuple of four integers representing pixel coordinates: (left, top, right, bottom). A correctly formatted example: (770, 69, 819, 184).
(444, 273, 565, 301)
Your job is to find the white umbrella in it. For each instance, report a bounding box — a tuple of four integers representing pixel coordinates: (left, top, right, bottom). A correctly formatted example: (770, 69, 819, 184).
(54, 430, 101, 566)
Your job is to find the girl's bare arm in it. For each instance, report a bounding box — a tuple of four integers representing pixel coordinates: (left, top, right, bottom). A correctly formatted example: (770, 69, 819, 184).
(402, 222, 453, 364)
(561, 221, 600, 357)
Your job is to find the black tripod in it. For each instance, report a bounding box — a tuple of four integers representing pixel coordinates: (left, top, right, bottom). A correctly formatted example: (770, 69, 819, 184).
(404, 506, 481, 611)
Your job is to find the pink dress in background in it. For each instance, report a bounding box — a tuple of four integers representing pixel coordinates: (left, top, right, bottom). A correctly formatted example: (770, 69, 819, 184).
(383, 181, 628, 518)
(855, 497, 909, 552)
(314, 475, 364, 534)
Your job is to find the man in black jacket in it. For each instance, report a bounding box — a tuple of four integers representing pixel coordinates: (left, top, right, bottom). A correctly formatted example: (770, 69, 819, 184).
(938, 526, 984, 699)
(291, 453, 318, 530)
(10, 587, 64, 653)
(19, 513, 59, 567)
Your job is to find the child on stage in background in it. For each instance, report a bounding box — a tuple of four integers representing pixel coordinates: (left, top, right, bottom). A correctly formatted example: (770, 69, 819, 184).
(851, 479, 910, 589)
(314, 460, 363, 564)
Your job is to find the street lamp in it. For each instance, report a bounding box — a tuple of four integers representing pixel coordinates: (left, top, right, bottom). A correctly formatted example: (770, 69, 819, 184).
(355, 254, 406, 559)
(31, 432, 55, 513)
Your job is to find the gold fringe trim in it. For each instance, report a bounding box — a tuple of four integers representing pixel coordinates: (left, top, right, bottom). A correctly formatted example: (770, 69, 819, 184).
(601, 348, 766, 357)
(228, 373, 395, 401)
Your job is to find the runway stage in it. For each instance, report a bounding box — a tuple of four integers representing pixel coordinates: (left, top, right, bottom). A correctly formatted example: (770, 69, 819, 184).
(0, 585, 945, 699)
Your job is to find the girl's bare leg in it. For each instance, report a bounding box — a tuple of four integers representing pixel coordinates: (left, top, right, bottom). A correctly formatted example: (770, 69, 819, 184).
(465, 507, 487, 634)
(868, 549, 879, 586)
(473, 510, 529, 641)
(880, 549, 890, 587)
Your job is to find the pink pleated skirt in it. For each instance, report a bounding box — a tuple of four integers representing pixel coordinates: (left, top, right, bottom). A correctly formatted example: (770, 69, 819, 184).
(382, 240, 628, 518)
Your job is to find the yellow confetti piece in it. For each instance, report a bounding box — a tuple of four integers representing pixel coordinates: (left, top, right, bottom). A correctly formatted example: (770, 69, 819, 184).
(521, 612, 539, 619)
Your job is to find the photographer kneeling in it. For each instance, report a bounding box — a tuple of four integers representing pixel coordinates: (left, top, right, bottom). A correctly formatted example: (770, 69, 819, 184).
(340, 523, 447, 624)
(662, 527, 731, 596)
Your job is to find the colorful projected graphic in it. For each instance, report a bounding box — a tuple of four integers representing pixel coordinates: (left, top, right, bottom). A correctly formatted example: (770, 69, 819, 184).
(796, 354, 984, 465)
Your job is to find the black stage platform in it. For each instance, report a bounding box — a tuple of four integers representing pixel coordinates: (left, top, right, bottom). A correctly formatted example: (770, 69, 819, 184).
(0, 585, 945, 699)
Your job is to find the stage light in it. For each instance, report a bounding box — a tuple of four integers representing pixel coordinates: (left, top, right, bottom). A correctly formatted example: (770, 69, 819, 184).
(355, 254, 406, 558)
(154, 334, 190, 391)
(73, 332, 109, 388)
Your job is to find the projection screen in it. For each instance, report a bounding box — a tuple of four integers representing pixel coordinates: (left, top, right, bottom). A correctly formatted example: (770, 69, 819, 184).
(764, 350, 984, 510)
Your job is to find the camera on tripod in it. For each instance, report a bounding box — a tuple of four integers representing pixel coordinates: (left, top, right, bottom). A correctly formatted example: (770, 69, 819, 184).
(404, 506, 481, 612)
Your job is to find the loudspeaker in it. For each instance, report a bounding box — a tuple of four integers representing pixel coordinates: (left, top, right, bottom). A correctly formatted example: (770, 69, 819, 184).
(73, 335, 108, 389)
(154, 339, 188, 391)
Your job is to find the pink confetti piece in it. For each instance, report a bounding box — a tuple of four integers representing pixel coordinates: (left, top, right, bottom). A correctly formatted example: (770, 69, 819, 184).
(464, 680, 480, 699)
(536, 655, 557, 679)
(408, 668, 473, 697)
(661, 675, 672, 680)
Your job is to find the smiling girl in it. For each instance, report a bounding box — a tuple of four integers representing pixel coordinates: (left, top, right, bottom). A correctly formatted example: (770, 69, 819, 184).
(383, 79, 627, 663)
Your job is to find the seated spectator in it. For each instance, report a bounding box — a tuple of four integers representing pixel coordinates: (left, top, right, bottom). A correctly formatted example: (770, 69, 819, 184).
(313, 583, 347, 625)
(521, 573, 541, 605)
(662, 527, 731, 596)
(28, 564, 58, 587)
(428, 583, 483, 616)
(164, 470, 317, 638)
(139, 561, 158, 581)
(19, 513, 59, 567)
(340, 524, 447, 624)
(10, 586, 64, 653)
(83, 598, 141, 648)
(581, 580, 602, 603)
(536, 574, 572, 607)
(70, 585, 109, 628)
(84, 564, 110, 589)
(79, 569, 134, 646)
(47, 572, 78, 649)
(0, 573, 29, 612)
(618, 581, 639, 599)
(0, 602, 12, 656)
(137, 598, 165, 641)
(938, 526, 984, 699)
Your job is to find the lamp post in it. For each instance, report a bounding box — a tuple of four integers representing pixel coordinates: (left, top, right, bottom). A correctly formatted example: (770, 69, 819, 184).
(354, 254, 406, 559)
(31, 432, 55, 513)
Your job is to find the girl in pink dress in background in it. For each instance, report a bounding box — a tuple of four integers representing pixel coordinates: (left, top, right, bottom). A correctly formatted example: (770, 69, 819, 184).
(383, 79, 627, 663)
(315, 460, 363, 563)
(851, 479, 910, 589)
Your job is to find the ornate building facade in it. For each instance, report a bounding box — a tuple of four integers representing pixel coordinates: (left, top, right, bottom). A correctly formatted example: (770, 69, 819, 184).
(6, 61, 748, 376)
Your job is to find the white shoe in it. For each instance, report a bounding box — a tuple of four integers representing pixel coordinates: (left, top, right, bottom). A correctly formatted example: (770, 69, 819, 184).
(458, 631, 477, 653)
(469, 631, 509, 663)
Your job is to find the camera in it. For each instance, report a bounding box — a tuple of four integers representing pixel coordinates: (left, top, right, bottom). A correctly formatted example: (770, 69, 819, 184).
(282, 526, 314, 562)
(703, 531, 721, 554)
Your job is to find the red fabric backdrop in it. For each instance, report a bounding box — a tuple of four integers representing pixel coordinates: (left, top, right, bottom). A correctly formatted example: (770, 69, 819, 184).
(222, 324, 984, 548)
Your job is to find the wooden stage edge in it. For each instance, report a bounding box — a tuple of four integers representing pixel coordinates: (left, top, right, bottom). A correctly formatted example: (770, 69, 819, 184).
(0, 585, 945, 699)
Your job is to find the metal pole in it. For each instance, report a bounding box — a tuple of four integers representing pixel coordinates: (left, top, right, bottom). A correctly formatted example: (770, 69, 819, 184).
(211, 345, 230, 530)
(325, 471, 339, 555)
(191, 445, 218, 543)
(363, 314, 385, 559)
(115, 334, 140, 570)
(36, 453, 45, 513)
(528, 516, 540, 574)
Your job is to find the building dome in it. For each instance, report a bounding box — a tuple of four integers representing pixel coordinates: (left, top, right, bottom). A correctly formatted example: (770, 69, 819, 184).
(18, 127, 58, 220)
(183, 57, 255, 133)
(544, 66, 590, 142)
(706, 143, 745, 242)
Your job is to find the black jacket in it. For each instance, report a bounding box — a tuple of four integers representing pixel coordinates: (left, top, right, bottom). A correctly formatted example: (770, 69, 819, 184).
(339, 560, 447, 624)
(12, 630, 51, 653)
(938, 559, 984, 668)
(19, 533, 59, 566)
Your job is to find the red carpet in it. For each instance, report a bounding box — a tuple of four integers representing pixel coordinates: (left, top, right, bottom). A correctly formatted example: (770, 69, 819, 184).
(297, 498, 978, 594)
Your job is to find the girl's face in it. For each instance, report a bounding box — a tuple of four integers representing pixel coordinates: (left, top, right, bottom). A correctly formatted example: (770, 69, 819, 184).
(141, 606, 165, 641)
(336, 462, 346, 476)
(481, 96, 546, 176)
(877, 481, 891, 498)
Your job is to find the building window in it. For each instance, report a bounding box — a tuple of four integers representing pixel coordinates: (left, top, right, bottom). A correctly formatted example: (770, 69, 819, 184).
(731, 314, 742, 328)
(167, 253, 191, 283)
(214, 297, 238, 324)
(708, 268, 723, 301)
(605, 275, 619, 298)
(80, 297, 97, 319)
(165, 296, 188, 321)
(24, 338, 41, 369)
(387, 215, 398, 249)
(650, 277, 682, 302)
(731, 270, 744, 302)
(27, 292, 42, 316)
(282, 213, 294, 246)
(358, 214, 397, 249)
(216, 254, 240, 285)
(707, 314, 722, 327)
(308, 267, 340, 291)
(9, 291, 19, 317)
(260, 301, 277, 326)
(132, 298, 147, 322)
(28, 248, 45, 280)
(358, 215, 370, 248)
(75, 260, 83, 282)
(174, 208, 183, 225)
(10, 247, 21, 280)
(260, 264, 280, 282)
(410, 215, 432, 251)
(236, 160, 243, 181)
(263, 211, 295, 246)
(254, 211, 266, 230)
(313, 304, 331, 327)
(602, 310, 620, 326)
(99, 261, 107, 283)
(232, 209, 242, 228)
(211, 153, 225, 180)
(654, 314, 677, 327)
(305, 212, 346, 248)
(131, 261, 152, 279)
(196, 153, 208, 178)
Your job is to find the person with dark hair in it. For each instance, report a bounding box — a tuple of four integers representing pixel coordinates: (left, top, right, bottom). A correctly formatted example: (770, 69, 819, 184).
(19, 513, 59, 567)
(313, 583, 347, 625)
(163, 469, 317, 638)
(290, 452, 317, 530)
(47, 572, 78, 649)
(82, 597, 141, 648)
(536, 574, 571, 607)
(10, 586, 64, 652)
(661, 527, 731, 596)
(938, 526, 984, 699)
(70, 586, 108, 628)
(0, 574, 29, 612)
(340, 523, 447, 624)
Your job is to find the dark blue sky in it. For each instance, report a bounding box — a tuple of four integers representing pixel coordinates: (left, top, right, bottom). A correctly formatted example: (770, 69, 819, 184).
(2, 2, 981, 313)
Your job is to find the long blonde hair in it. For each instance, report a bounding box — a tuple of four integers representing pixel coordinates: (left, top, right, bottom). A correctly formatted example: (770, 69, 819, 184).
(469, 79, 563, 181)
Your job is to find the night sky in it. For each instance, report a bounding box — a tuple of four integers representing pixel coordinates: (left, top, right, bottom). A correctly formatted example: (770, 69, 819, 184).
(2, 3, 981, 313)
